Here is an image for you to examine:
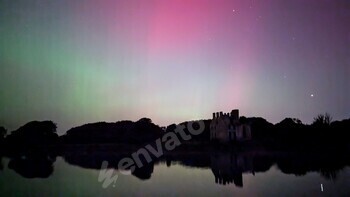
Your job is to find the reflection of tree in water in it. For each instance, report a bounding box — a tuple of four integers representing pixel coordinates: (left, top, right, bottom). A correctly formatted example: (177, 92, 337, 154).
(0, 156, 3, 171)
(132, 164, 154, 180)
(63, 151, 155, 180)
(158, 149, 350, 187)
(3, 146, 350, 185)
(8, 153, 55, 178)
(276, 152, 349, 181)
(320, 169, 339, 181)
(175, 149, 350, 187)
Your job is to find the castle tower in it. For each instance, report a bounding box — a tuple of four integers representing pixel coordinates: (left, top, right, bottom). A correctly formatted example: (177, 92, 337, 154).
(231, 109, 239, 121)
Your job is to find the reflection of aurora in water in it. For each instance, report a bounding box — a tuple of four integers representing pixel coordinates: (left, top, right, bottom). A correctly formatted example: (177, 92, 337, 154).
(2, 148, 349, 185)
(1, 148, 350, 196)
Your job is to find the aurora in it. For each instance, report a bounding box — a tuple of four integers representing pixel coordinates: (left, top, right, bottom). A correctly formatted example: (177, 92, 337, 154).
(0, 0, 349, 134)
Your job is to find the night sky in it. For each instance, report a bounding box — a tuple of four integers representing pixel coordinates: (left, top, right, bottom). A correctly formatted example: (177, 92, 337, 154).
(1, 0, 349, 134)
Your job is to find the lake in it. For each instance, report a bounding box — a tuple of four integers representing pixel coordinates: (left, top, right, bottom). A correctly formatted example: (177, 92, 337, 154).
(1, 149, 350, 196)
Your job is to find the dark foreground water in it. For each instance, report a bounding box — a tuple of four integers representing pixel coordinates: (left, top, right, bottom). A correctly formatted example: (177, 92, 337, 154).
(1, 150, 350, 196)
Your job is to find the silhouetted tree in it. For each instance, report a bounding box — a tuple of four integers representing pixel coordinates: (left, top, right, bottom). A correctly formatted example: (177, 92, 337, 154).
(0, 157, 3, 171)
(165, 124, 177, 133)
(275, 118, 304, 129)
(292, 118, 303, 125)
(0, 127, 6, 143)
(331, 119, 350, 130)
(312, 113, 332, 127)
(172, 119, 211, 143)
(138, 118, 152, 124)
(62, 119, 162, 144)
(0, 126, 6, 136)
(239, 116, 248, 124)
(135, 118, 163, 143)
(246, 117, 274, 140)
(6, 121, 58, 145)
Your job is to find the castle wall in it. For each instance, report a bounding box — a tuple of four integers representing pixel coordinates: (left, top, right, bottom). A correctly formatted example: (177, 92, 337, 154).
(210, 109, 252, 143)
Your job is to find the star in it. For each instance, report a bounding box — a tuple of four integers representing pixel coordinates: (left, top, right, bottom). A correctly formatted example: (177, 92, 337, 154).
(310, 94, 314, 97)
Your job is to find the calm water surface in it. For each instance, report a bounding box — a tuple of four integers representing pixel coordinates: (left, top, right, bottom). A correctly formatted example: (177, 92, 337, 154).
(1, 153, 350, 196)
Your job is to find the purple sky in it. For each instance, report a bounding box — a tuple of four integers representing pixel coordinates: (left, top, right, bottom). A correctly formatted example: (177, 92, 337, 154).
(0, 0, 349, 134)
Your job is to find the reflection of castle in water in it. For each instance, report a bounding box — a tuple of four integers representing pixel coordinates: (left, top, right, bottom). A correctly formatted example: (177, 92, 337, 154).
(210, 151, 254, 186)
(2, 147, 349, 187)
